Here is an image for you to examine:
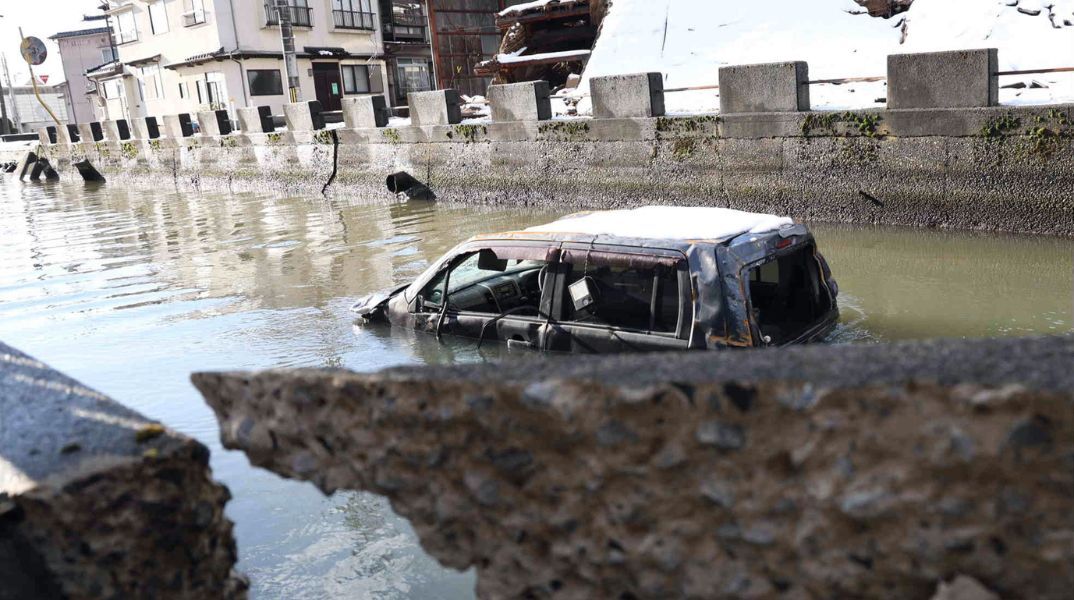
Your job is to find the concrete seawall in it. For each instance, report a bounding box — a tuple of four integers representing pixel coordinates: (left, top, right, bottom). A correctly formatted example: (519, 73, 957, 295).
(34, 101, 1074, 236)
(193, 335, 1074, 599)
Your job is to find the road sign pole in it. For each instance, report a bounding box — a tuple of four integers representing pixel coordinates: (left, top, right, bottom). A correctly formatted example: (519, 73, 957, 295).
(19, 27, 63, 131)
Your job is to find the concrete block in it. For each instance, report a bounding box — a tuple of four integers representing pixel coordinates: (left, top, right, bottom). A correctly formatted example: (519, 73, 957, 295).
(197, 110, 232, 136)
(50, 124, 75, 144)
(888, 49, 998, 109)
(489, 81, 552, 122)
(0, 341, 245, 598)
(283, 101, 325, 131)
(76, 123, 94, 144)
(342, 95, 390, 129)
(131, 117, 150, 140)
(408, 90, 463, 126)
(718, 61, 810, 114)
(591, 73, 665, 118)
(238, 106, 275, 133)
(37, 127, 50, 146)
(162, 114, 194, 138)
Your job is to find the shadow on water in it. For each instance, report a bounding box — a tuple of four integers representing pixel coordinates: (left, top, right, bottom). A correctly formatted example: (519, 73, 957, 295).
(1, 178, 1071, 597)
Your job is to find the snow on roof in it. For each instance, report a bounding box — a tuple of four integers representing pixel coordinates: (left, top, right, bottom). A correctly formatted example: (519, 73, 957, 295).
(496, 48, 591, 65)
(500, 0, 584, 18)
(524, 206, 794, 241)
(576, 0, 1074, 114)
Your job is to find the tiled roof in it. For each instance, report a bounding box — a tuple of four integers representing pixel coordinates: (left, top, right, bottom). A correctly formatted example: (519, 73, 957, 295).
(48, 27, 111, 40)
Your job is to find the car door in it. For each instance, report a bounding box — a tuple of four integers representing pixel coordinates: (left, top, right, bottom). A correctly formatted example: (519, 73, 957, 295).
(543, 243, 693, 353)
(408, 245, 558, 350)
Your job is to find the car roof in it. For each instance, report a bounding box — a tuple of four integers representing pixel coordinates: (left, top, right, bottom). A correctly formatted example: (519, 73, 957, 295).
(484, 206, 795, 244)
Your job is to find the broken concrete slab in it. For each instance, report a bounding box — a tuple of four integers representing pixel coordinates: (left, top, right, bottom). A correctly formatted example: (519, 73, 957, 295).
(1, 341, 246, 599)
(194, 335, 1074, 599)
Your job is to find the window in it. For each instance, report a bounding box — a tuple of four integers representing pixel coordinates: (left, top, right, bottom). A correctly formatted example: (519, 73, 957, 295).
(341, 64, 370, 94)
(100, 46, 117, 64)
(183, 0, 206, 26)
(178, 82, 188, 98)
(745, 244, 833, 344)
(149, 1, 170, 34)
(265, 1, 313, 27)
(141, 64, 165, 100)
(394, 58, 431, 102)
(563, 263, 681, 333)
(333, 0, 375, 30)
(114, 10, 138, 44)
(102, 79, 124, 99)
(247, 69, 283, 96)
(389, 1, 425, 38)
(419, 250, 549, 315)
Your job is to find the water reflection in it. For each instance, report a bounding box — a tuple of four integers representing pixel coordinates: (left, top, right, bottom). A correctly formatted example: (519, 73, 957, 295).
(0, 179, 1071, 598)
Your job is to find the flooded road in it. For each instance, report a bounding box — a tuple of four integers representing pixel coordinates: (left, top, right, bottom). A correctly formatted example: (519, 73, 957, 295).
(1, 180, 1070, 598)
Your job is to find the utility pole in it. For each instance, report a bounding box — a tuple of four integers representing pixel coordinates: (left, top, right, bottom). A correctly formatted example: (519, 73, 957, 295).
(274, 0, 301, 102)
(1, 54, 19, 133)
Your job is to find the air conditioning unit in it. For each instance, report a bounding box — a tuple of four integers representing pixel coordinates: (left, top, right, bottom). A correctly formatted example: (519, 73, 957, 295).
(181, 9, 206, 26)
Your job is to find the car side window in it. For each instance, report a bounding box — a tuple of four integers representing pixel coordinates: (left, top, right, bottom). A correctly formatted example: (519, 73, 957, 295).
(418, 249, 549, 316)
(562, 264, 680, 333)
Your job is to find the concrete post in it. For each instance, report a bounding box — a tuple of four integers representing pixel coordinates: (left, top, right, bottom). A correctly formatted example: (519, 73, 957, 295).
(237, 106, 275, 133)
(342, 95, 390, 129)
(408, 90, 463, 126)
(77, 123, 94, 144)
(54, 124, 75, 145)
(283, 101, 326, 131)
(37, 127, 50, 146)
(888, 49, 999, 109)
(162, 114, 194, 138)
(489, 81, 552, 122)
(197, 109, 232, 136)
(590, 73, 665, 118)
(718, 61, 810, 114)
(131, 117, 150, 140)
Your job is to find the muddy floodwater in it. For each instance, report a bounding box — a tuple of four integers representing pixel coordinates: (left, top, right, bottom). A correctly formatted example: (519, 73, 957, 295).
(1, 180, 1071, 598)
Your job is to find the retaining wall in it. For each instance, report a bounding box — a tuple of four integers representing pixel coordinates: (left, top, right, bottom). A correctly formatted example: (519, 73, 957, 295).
(30, 50, 1074, 235)
(192, 335, 1074, 599)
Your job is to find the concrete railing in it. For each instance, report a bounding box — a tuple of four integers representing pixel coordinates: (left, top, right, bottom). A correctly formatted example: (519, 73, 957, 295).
(30, 47, 1064, 149)
(193, 335, 1074, 599)
(0, 341, 246, 598)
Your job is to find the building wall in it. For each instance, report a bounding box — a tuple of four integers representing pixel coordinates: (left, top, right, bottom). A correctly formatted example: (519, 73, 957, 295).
(98, 0, 389, 122)
(54, 32, 115, 124)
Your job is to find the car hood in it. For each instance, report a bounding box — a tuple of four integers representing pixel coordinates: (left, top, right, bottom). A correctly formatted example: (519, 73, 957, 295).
(351, 283, 408, 317)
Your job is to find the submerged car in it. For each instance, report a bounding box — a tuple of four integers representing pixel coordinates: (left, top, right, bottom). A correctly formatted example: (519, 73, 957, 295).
(352, 206, 839, 352)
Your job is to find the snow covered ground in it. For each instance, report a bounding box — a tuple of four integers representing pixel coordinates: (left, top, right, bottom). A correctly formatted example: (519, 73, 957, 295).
(574, 0, 1074, 114)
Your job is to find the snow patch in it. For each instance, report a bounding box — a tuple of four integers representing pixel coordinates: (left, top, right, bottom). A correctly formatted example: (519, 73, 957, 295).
(526, 206, 794, 241)
(499, 0, 583, 17)
(576, 0, 1074, 114)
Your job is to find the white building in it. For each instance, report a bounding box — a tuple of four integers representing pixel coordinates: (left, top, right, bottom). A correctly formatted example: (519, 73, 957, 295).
(89, 0, 389, 123)
(48, 27, 117, 124)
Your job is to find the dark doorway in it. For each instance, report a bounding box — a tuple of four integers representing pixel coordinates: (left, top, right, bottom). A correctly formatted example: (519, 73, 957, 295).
(312, 62, 343, 111)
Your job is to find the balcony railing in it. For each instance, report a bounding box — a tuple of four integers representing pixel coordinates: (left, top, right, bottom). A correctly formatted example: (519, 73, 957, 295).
(333, 9, 375, 30)
(265, 3, 314, 27)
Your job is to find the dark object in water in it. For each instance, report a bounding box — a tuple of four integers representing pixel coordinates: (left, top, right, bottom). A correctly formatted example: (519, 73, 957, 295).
(386, 171, 435, 201)
(74, 159, 106, 183)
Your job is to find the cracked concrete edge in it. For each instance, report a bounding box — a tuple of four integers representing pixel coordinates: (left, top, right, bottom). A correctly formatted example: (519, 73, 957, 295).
(0, 341, 246, 599)
(192, 335, 1074, 599)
